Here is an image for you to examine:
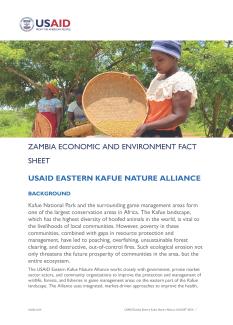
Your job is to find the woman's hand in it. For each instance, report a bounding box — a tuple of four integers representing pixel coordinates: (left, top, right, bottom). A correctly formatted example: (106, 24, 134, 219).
(129, 74, 140, 82)
(123, 72, 147, 91)
(133, 124, 147, 137)
(68, 121, 75, 129)
(123, 72, 140, 82)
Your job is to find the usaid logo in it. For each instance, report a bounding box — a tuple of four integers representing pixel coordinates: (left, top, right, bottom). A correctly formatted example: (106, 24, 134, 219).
(20, 17, 34, 32)
(20, 18, 71, 31)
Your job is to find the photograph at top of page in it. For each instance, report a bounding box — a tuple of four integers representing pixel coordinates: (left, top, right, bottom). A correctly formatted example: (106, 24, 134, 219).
(0, 40, 232, 138)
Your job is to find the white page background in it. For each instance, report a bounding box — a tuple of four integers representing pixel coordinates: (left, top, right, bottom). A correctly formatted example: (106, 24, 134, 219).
(0, 1, 232, 324)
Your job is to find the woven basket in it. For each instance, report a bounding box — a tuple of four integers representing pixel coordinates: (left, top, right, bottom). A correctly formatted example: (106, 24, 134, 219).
(64, 123, 94, 137)
(82, 72, 148, 137)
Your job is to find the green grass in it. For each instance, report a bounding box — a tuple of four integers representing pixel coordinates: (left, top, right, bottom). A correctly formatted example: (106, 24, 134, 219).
(0, 109, 34, 137)
(181, 117, 206, 137)
(0, 109, 232, 138)
(181, 113, 232, 137)
(223, 128, 231, 137)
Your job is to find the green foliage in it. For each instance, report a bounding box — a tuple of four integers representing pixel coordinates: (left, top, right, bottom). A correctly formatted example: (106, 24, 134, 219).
(0, 41, 155, 108)
(181, 41, 233, 137)
(0, 42, 25, 62)
(0, 108, 35, 137)
(0, 116, 11, 127)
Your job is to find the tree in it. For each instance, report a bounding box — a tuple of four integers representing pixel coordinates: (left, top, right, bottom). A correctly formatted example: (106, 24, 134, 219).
(0, 41, 153, 109)
(181, 41, 233, 137)
(0, 41, 104, 108)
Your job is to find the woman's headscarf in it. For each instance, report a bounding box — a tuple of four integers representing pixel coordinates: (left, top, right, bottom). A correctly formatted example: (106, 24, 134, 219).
(45, 82, 59, 95)
(150, 41, 181, 59)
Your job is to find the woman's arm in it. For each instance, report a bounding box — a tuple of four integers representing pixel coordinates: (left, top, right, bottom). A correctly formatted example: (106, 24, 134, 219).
(32, 102, 39, 133)
(128, 74, 147, 92)
(56, 106, 62, 134)
(133, 91, 192, 137)
(67, 112, 75, 128)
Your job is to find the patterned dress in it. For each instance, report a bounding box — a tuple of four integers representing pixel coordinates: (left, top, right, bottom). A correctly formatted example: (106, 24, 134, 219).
(33, 97, 62, 137)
